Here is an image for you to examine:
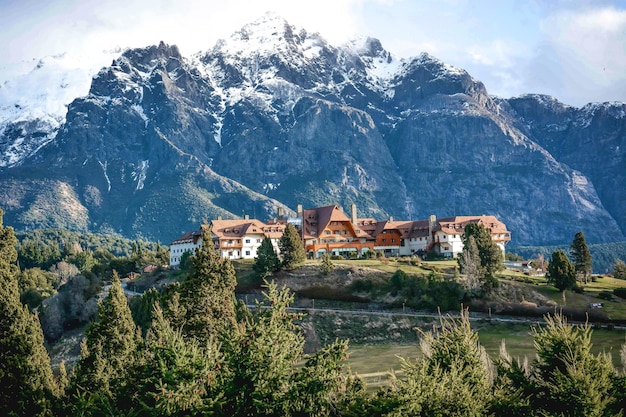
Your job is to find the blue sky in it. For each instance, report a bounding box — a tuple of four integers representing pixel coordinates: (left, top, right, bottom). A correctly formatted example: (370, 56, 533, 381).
(1, 0, 625, 106)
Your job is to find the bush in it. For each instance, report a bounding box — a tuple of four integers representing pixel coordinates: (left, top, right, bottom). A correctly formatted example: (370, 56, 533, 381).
(598, 291, 613, 301)
(613, 288, 626, 299)
(349, 278, 375, 293)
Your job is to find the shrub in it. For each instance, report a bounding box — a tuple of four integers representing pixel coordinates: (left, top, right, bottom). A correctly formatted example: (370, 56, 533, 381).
(349, 279, 375, 293)
(598, 291, 613, 301)
(613, 287, 626, 299)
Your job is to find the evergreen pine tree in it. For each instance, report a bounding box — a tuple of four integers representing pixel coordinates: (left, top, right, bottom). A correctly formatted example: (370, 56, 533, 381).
(70, 271, 140, 410)
(126, 303, 226, 415)
(225, 283, 305, 415)
(462, 223, 504, 291)
(570, 231, 592, 284)
(177, 223, 237, 343)
(223, 282, 354, 416)
(530, 313, 615, 416)
(546, 250, 577, 292)
(319, 252, 335, 275)
(613, 259, 626, 280)
(387, 310, 493, 416)
(458, 235, 481, 292)
(252, 237, 280, 280)
(0, 208, 58, 416)
(279, 223, 305, 269)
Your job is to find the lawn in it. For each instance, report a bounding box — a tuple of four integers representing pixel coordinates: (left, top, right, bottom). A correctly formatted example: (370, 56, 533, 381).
(346, 323, 626, 388)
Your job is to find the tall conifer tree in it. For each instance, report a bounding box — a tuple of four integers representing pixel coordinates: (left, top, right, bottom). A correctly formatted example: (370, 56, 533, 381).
(570, 231, 592, 283)
(0, 208, 58, 416)
(252, 237, 280, 280)
(70, 272, 139, 410)
(178, 223, 237, 343)
(279, 223, 305, 269)
(546, 250, 577, 292)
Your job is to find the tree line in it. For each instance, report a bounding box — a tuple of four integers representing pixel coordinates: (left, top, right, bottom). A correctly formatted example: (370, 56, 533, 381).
(5, 209, 626, 416)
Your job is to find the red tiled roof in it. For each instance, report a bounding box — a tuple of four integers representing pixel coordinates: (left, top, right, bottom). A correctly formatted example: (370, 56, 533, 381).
(211, 219, 269, 239)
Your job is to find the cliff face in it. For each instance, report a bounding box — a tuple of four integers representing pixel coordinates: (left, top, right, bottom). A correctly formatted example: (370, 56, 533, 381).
(506, 95, 626, 240)
(0, 15, 624, 245)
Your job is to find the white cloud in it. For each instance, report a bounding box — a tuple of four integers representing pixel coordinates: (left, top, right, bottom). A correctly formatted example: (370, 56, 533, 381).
(526, 6, 626, 105)
(1, 0, 625, 106)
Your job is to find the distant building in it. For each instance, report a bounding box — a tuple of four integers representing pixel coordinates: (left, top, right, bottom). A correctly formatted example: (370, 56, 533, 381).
(169, 230, 202, 267)
(169, 205, 511, 266)
(169, 218, 286, 267)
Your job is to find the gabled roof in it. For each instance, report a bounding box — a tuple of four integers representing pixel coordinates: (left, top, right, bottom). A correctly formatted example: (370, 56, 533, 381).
(408, 220, 430, 238)
(433, 215, 510, 235)
(170, 230, 202, 245)
(356, 218, 377, 238)
(262, 223, 286, 239)
(211, 219, 268, 239)
(302, 205, 367, 239)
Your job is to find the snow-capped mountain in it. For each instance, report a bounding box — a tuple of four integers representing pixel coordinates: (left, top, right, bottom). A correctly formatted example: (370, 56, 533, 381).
(0, 49, 123, 167)
(0, 14, 624, 246)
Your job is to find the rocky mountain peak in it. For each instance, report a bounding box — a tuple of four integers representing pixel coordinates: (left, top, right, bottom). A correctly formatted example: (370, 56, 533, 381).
(0, 15, 624, 247)
(118, 41, 182, 72)
(345, 36, 391, 62)
(391, 52, 491, 109)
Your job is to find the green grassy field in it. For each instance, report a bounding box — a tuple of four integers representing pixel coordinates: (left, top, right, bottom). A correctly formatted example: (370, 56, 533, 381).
(346, 323, 626, 388)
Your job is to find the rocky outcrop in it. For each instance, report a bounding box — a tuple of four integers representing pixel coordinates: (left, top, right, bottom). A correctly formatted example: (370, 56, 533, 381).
(0, 15, 624, 245)
(506, 95, 626, 240)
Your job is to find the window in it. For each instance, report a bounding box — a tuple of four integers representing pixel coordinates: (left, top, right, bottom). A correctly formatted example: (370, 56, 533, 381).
(257, 239, 261, 243)
(245, 251, 250, 256)
(228, 251, 233, 257)
(245, 239, 250, 243)
(325, 231, 331, 235)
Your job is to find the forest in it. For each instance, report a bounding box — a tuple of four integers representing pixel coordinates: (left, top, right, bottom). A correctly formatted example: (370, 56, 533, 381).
(4, 210, 626, 416)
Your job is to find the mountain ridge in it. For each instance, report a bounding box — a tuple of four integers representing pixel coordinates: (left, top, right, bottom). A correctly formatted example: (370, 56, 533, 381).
(0, 15, 624, 246)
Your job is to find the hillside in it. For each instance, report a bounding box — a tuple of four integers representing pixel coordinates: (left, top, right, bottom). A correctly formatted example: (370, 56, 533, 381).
(0, 14, 624, 246)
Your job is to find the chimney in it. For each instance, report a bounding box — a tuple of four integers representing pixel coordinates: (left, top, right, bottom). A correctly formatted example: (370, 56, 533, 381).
(278, 207, 284, 220)
(217, 215, 223, 220)
(244, 214, 249, 220)
(389, 216, 394, 222)
(428, 214, 437, 242)
(350, 203, 357, 224)
(297, 204, 303, 217)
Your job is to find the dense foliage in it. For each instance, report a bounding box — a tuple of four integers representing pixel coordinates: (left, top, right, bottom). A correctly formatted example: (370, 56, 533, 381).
(0, 209, 62, 416)
(459, 223, 504, 292)
(546, 249, 577, 292)
(279, 223, 306, 269)
(510, 241, 626, 274)
(6, 214, 626, 416)
(252, 237, 280, 281)
(6, 227, 170, 347)
(571, 231, 593, 283)
(613, 259, 626, 280)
